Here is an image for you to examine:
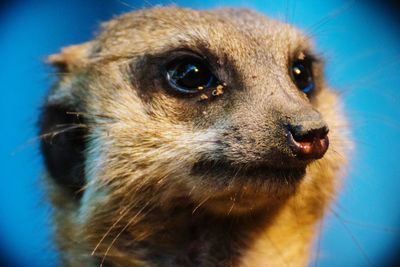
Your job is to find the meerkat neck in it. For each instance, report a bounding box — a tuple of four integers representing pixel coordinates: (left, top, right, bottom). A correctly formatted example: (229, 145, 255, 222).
(53, 183, 320, 267)
(122, 204, 270, 266)
(87, 195, 291, 267)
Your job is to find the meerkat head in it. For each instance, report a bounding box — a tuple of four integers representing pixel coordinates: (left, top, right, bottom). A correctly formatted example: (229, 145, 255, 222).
(40, 7, 341, 216)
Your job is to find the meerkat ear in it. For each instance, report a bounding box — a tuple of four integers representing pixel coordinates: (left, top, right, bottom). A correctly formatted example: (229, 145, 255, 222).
(40, 102, 87, 197)
(47, 42, 92, 72)
(40, 43, 92, 196)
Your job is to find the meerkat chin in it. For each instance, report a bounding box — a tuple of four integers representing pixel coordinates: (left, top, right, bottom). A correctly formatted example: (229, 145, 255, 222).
(40, 7, 350, 267)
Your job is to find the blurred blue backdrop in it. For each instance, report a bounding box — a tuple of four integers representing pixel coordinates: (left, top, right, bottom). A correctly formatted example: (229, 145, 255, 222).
(1, 0, 399, 266)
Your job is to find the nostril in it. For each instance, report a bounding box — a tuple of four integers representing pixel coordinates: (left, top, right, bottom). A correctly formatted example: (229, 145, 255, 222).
(291, 126, 328, 143)
(288, 126, 329, 160)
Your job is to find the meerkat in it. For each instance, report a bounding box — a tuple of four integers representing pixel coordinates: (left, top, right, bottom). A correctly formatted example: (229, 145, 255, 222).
(40, 7, 350, 267)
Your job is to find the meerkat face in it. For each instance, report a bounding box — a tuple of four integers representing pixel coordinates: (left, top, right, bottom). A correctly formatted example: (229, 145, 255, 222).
(41, 8, 340, 215)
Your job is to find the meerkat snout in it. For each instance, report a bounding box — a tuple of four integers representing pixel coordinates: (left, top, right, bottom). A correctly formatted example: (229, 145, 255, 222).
(287, 111, 329, 160)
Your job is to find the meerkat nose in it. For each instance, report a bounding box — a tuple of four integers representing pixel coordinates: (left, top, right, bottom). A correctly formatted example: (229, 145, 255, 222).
(288, 125, 329, 160)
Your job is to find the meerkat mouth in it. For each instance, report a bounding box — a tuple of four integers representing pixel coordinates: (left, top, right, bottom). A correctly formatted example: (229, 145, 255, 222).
(191, 160, 306, 182)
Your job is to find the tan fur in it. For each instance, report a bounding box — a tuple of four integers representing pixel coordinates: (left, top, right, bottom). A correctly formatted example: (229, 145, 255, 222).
(42, 7, 350, 267)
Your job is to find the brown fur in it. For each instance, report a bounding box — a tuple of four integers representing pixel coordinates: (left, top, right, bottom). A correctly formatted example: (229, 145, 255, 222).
(41, 7, 350, 267)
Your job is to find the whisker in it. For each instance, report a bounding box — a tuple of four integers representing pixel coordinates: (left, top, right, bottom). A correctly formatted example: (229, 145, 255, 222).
(265, 234, 290, 267)
(314, 216, 324, 267)
(291, 196, 308, 248)
(91, 204, 131, 255)
(329, 208, 373, 266)
(329, 207, 400, 234)
(114, 0, 137, 9)
(100, 202, 151, 267)
(284, 0, 292, 24)
(11, 124, 88, 156)
(66, 111, 116, 121)
(227, 193, 236, 216)
(341, 218, 400, 234)
(306, 0, 357, 38)
(40, 124, 87, 141)
(192, 195, 211, 214)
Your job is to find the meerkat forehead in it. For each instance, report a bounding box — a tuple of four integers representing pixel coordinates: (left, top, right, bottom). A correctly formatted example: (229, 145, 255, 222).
(92, 7, 310, 65)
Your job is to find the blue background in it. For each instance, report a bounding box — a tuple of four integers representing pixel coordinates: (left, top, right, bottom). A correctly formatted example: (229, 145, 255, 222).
(1, 0, 399, 266)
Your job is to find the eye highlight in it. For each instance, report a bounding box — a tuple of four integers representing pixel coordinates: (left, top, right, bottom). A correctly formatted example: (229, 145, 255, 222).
(290, 54, 315, 94)
(165, 56, 218, 94)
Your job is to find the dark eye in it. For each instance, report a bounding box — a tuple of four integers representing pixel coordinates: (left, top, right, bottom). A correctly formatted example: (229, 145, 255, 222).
(291, 57, 314, 94)
(165, 56, 218, 94)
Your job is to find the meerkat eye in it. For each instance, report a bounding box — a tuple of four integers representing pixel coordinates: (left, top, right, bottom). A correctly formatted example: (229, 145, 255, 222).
(291, 56, 314, 94)
(165, 56, 218, 94)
